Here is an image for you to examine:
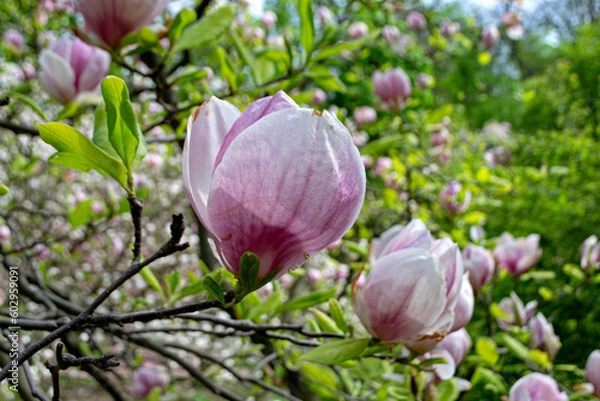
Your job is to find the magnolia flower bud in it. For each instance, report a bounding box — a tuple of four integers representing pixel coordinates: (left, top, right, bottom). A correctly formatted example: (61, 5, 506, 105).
(0, 226, 10, 243)
(348, 22, 369, 39)
(581, 235, 600, 270)
(463, 244, 495, 291)
(406, 11, 426, 31)
(131, 367, 168, 398)
(372, 68, 412, 109)
(353, 106, 377, 126)
(494, 233, 542, 276)
(529, 312, 561, 360)
(439, 181, 471, 215)
(3, 29, 25, 51)
(39, 36, 110, 104)
(586, 350, 600, 396)
(509, 373, 568, 401)
(312, 88, 327, 105)
(469, 226, 486, 242)
(416, 73, 433, 89)
(482, 25, 500, 50)
(261, 10, 278, 28)
(75, 0, 170, 47)
(354, 220, 464, 353)
(182, 91, 366, 283)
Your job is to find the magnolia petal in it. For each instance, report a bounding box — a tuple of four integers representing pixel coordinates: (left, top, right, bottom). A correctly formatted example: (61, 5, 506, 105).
(213, 91, 297, 171)
(207, 108, 365, 278)
(39, 50, 76, 104)
(432, 238, 464, 310)
(362, 248, 447, 343)
(428, 349, 456, 381)
(379, 219, 433, 256)
(182, 97, 241, 227)
(77, 47, 110, 93)
(369, 224, 404, 262)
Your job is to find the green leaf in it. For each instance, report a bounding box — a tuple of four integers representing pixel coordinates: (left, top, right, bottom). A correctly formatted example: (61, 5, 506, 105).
(203, 276, 225, 305)
(278, 287, 337, 312)
(308, 66, 346, 92)
(216, 46, 238, 91)
(13, 94, 48, 121)
(173, 6, 234, 53)
(101, 76, 147, 174)
(92, 104, 119, 159)
(246, 291, 284, 320)
(177, 280, 206, 300)
(312, 40, 364, 62)
(68, 199, 92, 228)
(239, 252, 260, 291)
(0, 184, 9, 196)
(328, 299, 348, 334)
(436, 379, 460, 401)
(311, 308, 344, 335)
(140, 267, 166, 301)
(231, 30, 260, 85)
(495, 332, 529, 361)
(419, 357, 449, 367)
(56, 101, 80, 120)
(38, 122, 129, 190)
(471, 367, 506, 393)
(297, 0, 314, 62)
(475, 337, 499, 366)
(168, 8, 197, 43)
(301, 339, 369, 365)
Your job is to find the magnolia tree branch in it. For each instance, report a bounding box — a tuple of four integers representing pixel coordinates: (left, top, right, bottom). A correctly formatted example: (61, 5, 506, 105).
(165, 343, 303, 401)
(0, 212, 189, 381)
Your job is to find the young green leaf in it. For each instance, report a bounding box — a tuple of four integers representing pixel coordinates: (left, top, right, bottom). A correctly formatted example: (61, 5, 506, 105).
(216, 46, 238, 91)
(328, 299, 349, 334)
(239, 252, 260, 291)
(278, 287, 337, 312)
(101, 76, 147, 173)
(92, 104, 119, 159)
(203, 276, 225, 305)
(173, 6, 234, 53)
(38, 122, 129, 191)
(297, 0, 314, 63)
(310, 308, 344, 335)
(246, 291, 284, 321)
(301, 339, 369, 365)
(140, 267, 166, 301)
(0, 184, 9, 196)
(168, 8, 197, 43)
(68, 199, 92, 228)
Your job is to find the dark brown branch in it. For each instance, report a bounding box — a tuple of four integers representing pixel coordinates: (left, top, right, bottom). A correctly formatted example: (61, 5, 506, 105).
(0, 120, 39, 136)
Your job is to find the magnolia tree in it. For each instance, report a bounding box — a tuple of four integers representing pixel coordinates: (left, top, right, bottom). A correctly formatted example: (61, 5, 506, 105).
(1, 0, 600, 400)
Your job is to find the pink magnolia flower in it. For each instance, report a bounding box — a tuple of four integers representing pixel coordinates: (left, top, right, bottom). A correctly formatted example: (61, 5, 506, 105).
(406, 11, 426, 31)
(182, 91, 365, 283)
(353, 106, 377, 126)
(261, 10, 277, 29)
(463, 244, 495, 291)
(494, 233, 542, 276)
(485, 146, 512, 167)
(497, 292, 537, 329)
(382, 25, 401, 43)
(581, 235, 600, 270)
(3, 29, 25, 51)
(353, 219, 464, 353)
(348, 22, 369, 39)
(437, 328, 472, 367)
(586, 350, 600, 396)
(450, 275, 474, 332)
(430, 128, 450, 146)
(509, 373, 567, 401)
(75, 0, 170, 47)
(529, 312, 561, 360)
(416, 73, 433, 89)
(439, 181, 471, 215)
(372, 68, 412, 109)
(131, 367, 168, 398)
(482, 25, 500, 49)
(39, 35, 110, 104)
